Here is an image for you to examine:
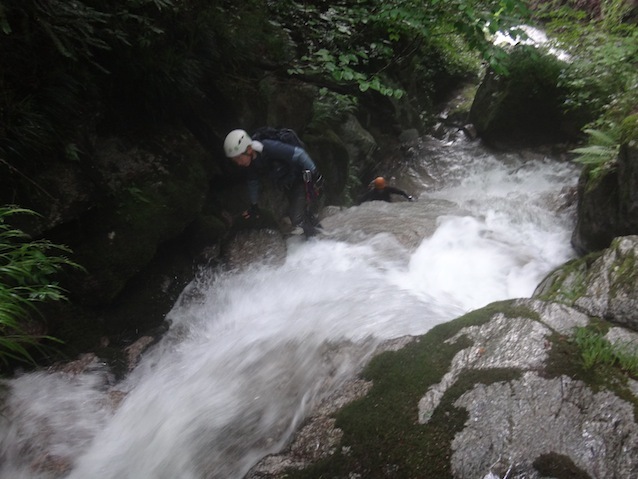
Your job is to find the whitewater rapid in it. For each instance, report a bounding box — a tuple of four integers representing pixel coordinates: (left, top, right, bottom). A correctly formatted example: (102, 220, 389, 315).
(0, 135, 580, 479)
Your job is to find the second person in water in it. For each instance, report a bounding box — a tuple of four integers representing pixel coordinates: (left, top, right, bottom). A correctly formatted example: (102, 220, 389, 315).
(358, 176, 413, 204)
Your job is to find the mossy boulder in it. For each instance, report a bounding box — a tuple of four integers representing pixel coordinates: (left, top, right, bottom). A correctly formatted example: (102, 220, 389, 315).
(572, 143, 638, 253)
(469, 45, 579, 149)
(536, 235, 638, 331)
(242, 223, 638, 479)
(62, 128, 212, 306)
(248, 298, 638, 479)
(304, 129, 351, 206)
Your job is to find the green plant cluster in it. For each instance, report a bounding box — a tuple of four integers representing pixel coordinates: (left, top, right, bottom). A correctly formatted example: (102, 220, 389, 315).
(271, 0, 530, 98)
(0, 206, 81, 368)
(0, 0, 533, 181)
(0, 0, 280, 175)
(573, 326, 638, 378)
(533, 1, 638, 177)
(570, 128, 621, 183)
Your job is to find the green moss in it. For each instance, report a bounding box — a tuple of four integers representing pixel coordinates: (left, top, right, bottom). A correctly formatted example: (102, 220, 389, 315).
(535, 252, 604, 305)
(283, 302, 526, 478)
(609, 242, 637, 298)
(66, 151, 209, 304)
(545, 321, 638, 419)
(619, 114, 638, 144)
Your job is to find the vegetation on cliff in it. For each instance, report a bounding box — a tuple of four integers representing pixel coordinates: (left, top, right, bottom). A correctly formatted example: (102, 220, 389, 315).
(0, 0, 531, 181)
(532, 1, 638, 178)
(1, 0, 636, 367)
(0, 0, 533, 367)
(0, 206, 81, 366)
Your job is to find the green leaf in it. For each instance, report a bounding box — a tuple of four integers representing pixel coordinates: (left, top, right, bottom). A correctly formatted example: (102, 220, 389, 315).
(0, 205, 82, 366)
(583, 128, 617, 147)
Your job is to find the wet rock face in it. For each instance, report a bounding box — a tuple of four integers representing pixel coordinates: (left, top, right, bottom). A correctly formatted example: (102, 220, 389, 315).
(469, 45, 578, 149)
(536, 235, 638, 332)
(415, 300, 636, 479)
(453, 372, 638, 479)
(44, 128, 212, 307)
(572, 144, 638, 254)
(574, 236, 638, 330)
(417, 311, 561, 424)
(222, 229, 287, 271)
(424, 300, 637, 478)
(250, 292, 637, 478)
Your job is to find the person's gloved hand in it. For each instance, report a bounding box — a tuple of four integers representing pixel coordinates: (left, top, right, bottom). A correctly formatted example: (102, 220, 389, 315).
(303, 170, 324, 200)
(242, 203, 260, 219)
(313, 172, 325, 189)
(311, 172, 325, 199)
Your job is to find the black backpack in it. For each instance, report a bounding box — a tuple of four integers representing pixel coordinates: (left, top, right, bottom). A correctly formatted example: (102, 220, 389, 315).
(250, 127, 308, 188)
(251, 127, 305, 149)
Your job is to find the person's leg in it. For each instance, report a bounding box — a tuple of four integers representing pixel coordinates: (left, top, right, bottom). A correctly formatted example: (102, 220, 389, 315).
(287, 181, 322, 236)
(287, 181, 307, 231)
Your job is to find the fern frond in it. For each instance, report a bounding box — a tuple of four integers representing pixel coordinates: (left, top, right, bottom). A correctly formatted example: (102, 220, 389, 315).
(582, 128, 618, 147)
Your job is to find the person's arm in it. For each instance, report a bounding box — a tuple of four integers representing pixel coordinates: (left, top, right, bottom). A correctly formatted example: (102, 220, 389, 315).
(243, 164, 261, 218)
(247, 178, 259, 205)
(386, 186, 413, 201)
(262, 140, 317, 174)
(291, 147, 317, 174)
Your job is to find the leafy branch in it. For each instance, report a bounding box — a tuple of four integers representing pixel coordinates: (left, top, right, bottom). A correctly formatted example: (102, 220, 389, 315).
(0, 206, 83, 367)
(570, 128, 620, 183)
(277, 0, 530, 97)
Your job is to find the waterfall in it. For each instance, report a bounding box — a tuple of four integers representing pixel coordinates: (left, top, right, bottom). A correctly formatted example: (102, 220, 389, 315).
(0, 134, 580, 479)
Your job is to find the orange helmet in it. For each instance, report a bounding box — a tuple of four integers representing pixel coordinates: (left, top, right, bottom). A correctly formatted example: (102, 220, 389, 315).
(372, 176, 386, 190)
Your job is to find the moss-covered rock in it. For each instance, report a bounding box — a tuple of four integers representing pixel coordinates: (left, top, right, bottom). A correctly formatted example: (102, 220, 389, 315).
(620, 114, 638, 145)
(571, 143, 638, 254)
(62, 128, 211, 306)
(536, 235, 638, 331)
(248, 298, 638, 479)
(469, 45, 580, 149)
(304, 129, 351, 206)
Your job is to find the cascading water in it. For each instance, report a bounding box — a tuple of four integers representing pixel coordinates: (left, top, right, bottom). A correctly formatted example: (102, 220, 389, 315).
(0, 132, 580, 479)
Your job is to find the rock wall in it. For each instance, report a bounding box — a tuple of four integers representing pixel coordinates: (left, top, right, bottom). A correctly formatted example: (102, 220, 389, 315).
(469, 45, 584, 149)
(572, 143, 638, 254)
(536, 235, 638, 331)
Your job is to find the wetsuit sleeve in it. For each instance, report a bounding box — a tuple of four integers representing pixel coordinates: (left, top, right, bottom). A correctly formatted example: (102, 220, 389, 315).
(292, 147, 317, 174)
(262, 140, 317, 174)
(386, 186, 411, 199)
(247, 178, 259, 204)
(243, 157, 261, 204)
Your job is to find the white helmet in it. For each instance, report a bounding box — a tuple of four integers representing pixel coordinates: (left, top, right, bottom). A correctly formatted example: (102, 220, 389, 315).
(223, 129, 252, 158)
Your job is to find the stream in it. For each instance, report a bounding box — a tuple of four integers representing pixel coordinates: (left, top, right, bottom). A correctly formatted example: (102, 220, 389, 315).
(0, 132, 580, 479)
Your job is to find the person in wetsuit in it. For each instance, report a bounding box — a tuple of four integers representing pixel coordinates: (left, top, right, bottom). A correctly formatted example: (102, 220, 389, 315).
(223, 129, 323, 236)
(358, 176, 413, 204)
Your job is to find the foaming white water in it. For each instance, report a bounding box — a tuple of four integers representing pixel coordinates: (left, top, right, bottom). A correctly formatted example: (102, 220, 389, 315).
(65, 237, 434, 479)
(404, 152, 577, 314)
(0, 138, 580, 479)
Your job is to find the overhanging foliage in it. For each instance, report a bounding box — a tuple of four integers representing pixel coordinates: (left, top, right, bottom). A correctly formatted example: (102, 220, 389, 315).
(0, 206, 82, 368)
